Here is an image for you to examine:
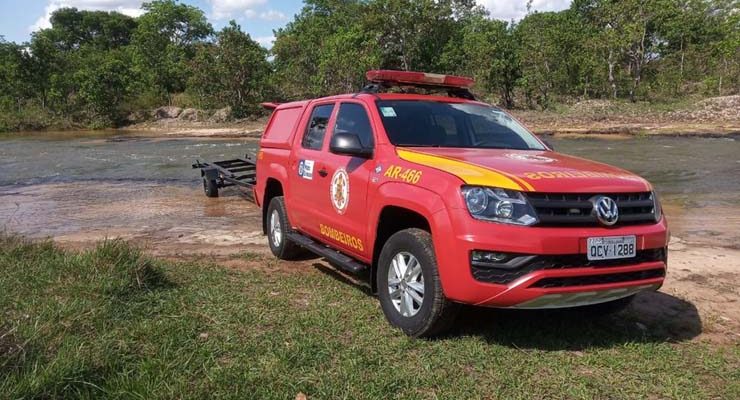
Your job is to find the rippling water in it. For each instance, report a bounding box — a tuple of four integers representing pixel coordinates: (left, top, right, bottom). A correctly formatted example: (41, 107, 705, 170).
(1, 131, 737, 246)
(0, 132, 258, 186)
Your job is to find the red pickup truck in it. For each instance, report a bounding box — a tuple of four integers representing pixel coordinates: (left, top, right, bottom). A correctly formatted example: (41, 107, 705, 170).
(253, 70, 668, 337)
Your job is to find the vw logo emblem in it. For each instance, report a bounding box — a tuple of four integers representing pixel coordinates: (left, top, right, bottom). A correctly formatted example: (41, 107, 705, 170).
(592, 195, 619, 226)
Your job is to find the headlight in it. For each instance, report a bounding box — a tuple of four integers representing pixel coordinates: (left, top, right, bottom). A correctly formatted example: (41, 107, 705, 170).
(652, 191, 662, 222)
(461, 186, 538, 226)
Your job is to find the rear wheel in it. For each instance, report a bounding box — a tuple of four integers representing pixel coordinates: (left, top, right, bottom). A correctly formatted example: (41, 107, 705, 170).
(266, 196, 302, 260)
(203, 177, 218, 198)
(377, 228, 459, 337)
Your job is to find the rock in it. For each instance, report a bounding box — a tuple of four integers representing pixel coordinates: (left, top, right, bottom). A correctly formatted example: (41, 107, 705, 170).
(179, 108, 203, 122)
(125, 110, 149, 124)
(153, 106, 183, 120)
(209, 106, 232, 123)
(668, 95, 740, 122)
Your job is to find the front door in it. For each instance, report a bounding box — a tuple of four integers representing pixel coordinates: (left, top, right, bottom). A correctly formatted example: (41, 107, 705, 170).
(313, 102, 376, 260)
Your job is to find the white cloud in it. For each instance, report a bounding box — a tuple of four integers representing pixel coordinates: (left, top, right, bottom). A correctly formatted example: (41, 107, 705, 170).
(477, 0, 571, 21)
(208, 0, 266, 20)
(254, 35, 274, 49)
(30, 0, 144, 32)
(258, 10, 286, 21)
(244, 9, 286, 21)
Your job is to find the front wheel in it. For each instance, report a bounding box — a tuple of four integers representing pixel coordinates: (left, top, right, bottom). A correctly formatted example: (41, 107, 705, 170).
(377, 228, 459, 337)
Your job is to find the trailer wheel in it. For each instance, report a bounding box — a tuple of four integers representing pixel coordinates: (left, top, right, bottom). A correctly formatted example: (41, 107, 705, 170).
(377, 228, 460, 337)
(203, 178, 219, 198)
(266, 196, 302, 259)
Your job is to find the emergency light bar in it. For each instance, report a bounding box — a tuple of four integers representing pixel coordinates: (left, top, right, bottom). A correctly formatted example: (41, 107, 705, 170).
(366, 70, 475, 89)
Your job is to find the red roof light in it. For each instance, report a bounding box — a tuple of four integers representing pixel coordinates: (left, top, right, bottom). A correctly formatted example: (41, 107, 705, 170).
(366, 70, 475, 89)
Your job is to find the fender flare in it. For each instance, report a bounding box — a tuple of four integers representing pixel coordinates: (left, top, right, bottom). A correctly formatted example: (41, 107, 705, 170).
(367, 182, 457, 295)
(202, 167, 219, 181)
(259, 162, 290, 203)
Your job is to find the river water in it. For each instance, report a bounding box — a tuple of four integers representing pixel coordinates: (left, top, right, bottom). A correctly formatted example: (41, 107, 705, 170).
(0, 131, 738, 249)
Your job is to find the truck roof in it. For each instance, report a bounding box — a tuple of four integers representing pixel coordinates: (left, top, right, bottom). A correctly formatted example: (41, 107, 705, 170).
(266, 70, 483, 110)
(278, 92, 486, 106)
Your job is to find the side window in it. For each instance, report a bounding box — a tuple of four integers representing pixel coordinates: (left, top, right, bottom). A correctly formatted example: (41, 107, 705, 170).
(333, 103, 374, 148)
(302, 104, 334, 150)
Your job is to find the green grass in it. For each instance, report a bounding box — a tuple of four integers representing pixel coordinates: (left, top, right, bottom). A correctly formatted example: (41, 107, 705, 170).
(1, 236, 738, 399)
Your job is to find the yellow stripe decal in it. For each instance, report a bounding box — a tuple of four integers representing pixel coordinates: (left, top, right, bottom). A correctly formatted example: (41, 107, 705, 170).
(397, 149, 533, 191)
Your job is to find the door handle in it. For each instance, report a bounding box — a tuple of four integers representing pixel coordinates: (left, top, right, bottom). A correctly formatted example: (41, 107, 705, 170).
(318, 168, 328, 177)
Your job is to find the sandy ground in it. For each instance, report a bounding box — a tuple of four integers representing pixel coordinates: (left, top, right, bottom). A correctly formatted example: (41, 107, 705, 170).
(1, 182, 738, 344)
(121, 119, 267, 138)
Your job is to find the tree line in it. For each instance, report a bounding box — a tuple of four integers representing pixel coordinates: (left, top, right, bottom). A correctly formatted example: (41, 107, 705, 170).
(0, 0, 738, 131)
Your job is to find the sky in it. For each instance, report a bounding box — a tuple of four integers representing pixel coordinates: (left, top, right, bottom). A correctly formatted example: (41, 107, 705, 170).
(0, 0, 571, 49)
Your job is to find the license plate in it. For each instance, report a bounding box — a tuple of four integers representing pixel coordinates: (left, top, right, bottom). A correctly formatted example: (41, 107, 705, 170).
(587, 236, 636, 261)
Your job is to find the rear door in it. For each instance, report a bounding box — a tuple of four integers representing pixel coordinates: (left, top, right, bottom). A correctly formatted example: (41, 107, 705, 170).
(288, 102, 336, 237)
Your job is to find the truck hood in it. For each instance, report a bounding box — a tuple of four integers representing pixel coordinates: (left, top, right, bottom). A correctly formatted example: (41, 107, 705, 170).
(397, 147, 651, 193)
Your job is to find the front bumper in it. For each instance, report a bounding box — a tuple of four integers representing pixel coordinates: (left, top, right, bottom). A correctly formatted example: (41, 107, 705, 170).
(432, 208, 669, 308)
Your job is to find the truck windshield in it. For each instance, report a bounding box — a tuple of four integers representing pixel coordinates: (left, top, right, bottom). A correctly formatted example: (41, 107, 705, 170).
(376, 100, 545, 150)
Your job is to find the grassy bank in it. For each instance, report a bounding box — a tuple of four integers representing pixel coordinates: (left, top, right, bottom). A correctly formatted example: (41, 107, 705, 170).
(1, 237, 738, 399)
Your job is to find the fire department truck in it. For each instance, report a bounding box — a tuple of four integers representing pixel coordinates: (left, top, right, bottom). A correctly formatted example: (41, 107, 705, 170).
(196, 70, 668, 337)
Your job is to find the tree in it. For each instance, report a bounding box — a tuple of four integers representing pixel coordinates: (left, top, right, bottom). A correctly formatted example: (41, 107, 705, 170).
(188, 21, 271, 117)
(440, 16, 519, 107)
(46, 8, 137, 51)
(272, 0, 371, 99)
(133, 0, 213, 103)
(316, 24, 382, 95)
(515, 11, 577, 108)
(0, 38, 31, 112)
(74, 49, 136, 125)
(707, 0, 740, 95)
(366, 0, 483, 71)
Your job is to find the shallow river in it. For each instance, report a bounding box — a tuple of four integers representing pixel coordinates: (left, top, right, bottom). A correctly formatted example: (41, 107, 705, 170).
(0, 131, 738, 248)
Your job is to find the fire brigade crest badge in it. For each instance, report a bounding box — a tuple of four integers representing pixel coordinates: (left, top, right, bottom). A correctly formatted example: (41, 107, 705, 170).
(330, 168, 350, 214)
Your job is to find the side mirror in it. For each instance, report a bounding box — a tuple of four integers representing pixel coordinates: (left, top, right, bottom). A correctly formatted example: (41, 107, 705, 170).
(330, 132, 373, 158)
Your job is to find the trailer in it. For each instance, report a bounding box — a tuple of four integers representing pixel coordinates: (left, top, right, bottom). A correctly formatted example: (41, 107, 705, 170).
(192, 150, 257, 198)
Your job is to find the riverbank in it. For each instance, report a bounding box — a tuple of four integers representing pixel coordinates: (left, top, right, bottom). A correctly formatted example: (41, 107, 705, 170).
(4, 96, 738, 138)
(516, 96, 740, 137)
(119, 96, 740, 138)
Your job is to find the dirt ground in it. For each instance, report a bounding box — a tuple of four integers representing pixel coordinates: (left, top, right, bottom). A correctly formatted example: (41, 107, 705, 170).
(1, 182, 738, 344)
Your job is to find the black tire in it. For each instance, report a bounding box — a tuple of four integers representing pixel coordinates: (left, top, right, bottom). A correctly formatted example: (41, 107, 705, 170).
(203, 178, 218, 198)
(377, 228, 460, 337)
(266, 196, 302, 260)
(573, 295, 635, 316)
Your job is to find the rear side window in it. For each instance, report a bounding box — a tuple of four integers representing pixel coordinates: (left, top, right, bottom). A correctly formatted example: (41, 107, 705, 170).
(302, 104, 334, 150)
(333, 103, 374, 147)
(262, 106, 303, 143)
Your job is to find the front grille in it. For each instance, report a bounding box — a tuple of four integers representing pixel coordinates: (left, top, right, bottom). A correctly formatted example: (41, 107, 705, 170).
(471, 248, 666, 285)
(530, 268, 666, 288)
(526, 192, 656, 226)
